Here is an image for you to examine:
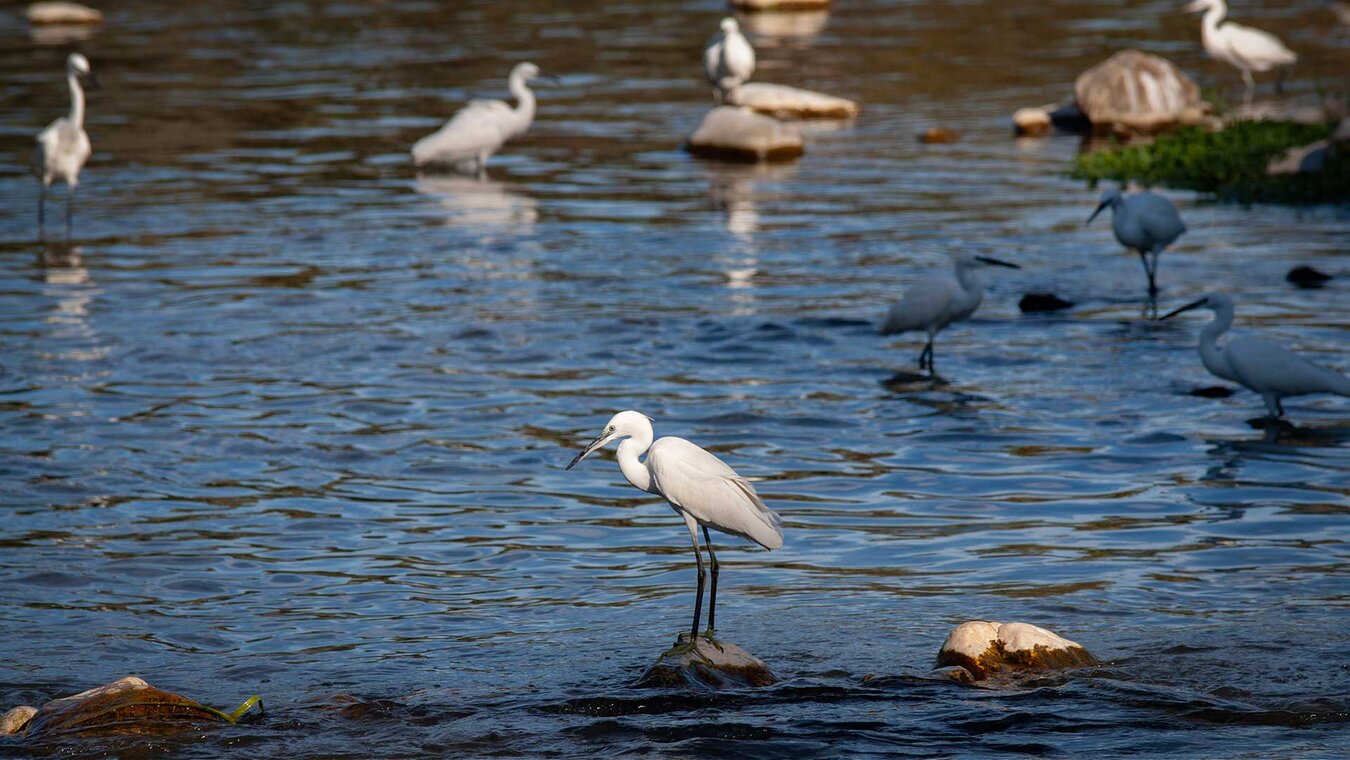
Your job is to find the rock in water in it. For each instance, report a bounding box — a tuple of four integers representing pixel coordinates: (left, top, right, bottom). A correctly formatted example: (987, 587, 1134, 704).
(724, 83, 861, 120)
(27, 2, 104, 24)
(21, 677, 246, 738)
(1286, 265, 1333, 288)
(686, 106, 804, 162)
(1019, 293, 1074, 313)
(918, 127, 961, 144)
(636, 635, 777, 689)
(1073, 50, 1208, 134)
(1, 706, 36, 735)
(731, 0, 831, 9)
(1012, 107, 1053, 137)
(935, 621, 1095, 681)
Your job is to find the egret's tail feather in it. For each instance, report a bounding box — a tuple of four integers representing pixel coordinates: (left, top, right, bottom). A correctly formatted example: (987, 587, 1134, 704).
(730, 477, 784, 551)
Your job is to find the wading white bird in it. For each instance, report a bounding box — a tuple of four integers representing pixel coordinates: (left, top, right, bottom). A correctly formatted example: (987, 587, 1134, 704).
(411, 62, 555, 176)
(1162, 292, 1350, 418)
(35, 52, 98, 236)
(1087, 188, 1186, 297)
(704, 17, 755, 101)
(566, 411, 783, 640)
(880, 253, 1020, 372)
(1185, 0, 1297, 105)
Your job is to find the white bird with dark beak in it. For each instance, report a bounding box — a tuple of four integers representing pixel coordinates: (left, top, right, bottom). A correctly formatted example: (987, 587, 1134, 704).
(412, 62, 558, 176)
(566, 411, 783, 641)
(880, 253, 1020, 372)
(1087, 188, 1186, 297)
(1162, 293, 1350, 418)
(704, 17, 755, 101)
(1185, 0, 1297, 105)
(35, 52, 99, 237)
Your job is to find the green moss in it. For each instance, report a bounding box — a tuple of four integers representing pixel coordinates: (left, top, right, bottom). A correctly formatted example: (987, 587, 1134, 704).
(1071, 121, 1348, 204)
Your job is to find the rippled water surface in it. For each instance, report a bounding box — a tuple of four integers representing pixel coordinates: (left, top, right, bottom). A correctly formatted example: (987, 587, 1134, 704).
(2, 0, 1349, 756)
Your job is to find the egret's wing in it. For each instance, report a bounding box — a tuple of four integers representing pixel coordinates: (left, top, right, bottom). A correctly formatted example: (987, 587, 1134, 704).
(1225, 336, 1350, 397)
(703, 32, 725, 86)
(411, 99, 513, 167)
(880, 271, 956, 335)
(648, 437, 784, 550)
(1220, 22, 1297, 69)
(722, 34, 755, 84)
(1134, 193, 1186, 248)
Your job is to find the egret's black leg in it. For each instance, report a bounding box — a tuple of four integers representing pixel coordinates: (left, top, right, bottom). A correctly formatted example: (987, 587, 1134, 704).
(37, 188, 45, 238)
(918, 339, 932, 370)
(1276, 398, 1285, 417)
(702, 526, 719, 635)
(690, 538, 705, 641)
(66, 186, 74, 238)
(1137, 250, 1158, 296)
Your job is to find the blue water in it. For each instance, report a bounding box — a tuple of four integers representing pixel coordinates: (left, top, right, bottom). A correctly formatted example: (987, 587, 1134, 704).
(1, 1, 1348, 757)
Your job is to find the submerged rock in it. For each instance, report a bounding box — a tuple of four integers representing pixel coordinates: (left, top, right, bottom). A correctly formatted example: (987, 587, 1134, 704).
(686, 106, 804, 162)
(1286, 265, 1333, 288)
(1074, 50, 1209, 135)
(1019, 292, 1074, 313)
(918, 127, 961, 144)
(1188, 385, 1236, 398)
(935, 621, 1095, 682)
(27, 2, 103, 24)
(1013, 106, 1053, 137)
(17, 677, 258, 739)
(731, 0, 831, 10)
(1, 706, 36, 735)
(724, 82, 860, 120)
(636, 635, 777, 689)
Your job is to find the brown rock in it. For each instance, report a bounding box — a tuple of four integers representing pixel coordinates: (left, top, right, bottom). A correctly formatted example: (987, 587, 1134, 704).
(935, 621, 1095, 682)
(27, 2, 103, 24)
(919, 127, 961, 144)
(636, 635, 777, 689)
(1013, 107, 1052, 137)
(22, 677, 243, 738)
(1, 706, 36, 735)
(1073, 50, 1208, 134)
(686, 106, 804, 162)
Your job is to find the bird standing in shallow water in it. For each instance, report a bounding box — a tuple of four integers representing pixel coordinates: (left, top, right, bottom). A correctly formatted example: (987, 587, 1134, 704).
(1087, 189, 1186, 298)
(1185, 0, 1297, 105)
(704, 17, 755, 101)
(880, 253, 1020, 373)
(566, 411, 783, 640)
(411, 62, 555, 177)
(1162, 293, 1350, 418)
(35, 53, 97, 238)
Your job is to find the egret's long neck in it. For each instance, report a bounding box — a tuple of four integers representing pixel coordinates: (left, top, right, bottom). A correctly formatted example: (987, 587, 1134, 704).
(67, 71, 85, 128)
(1197, 303, 1234, 374)
(1202, 2, 1225, 39)
(616, 434, 654, 494)
(508, 74, 536, 133)
(953, 260, 981, 294)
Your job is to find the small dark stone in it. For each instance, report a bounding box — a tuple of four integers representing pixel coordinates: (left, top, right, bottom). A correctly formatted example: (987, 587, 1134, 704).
(1286, 265, 1332, 289)
(918, 127, 961, 144)
(1189, 386, 1235, 398)
(1019, 293, 1074, 313)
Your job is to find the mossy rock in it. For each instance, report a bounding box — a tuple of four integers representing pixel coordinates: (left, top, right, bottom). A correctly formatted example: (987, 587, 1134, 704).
(636, 634, 777, 689)
(14, 677, 261, 739)
(1071, 120, 1347, 204)
(935, 621, 1096, 682)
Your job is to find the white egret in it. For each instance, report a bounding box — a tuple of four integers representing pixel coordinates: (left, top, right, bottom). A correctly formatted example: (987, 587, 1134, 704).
(880, 253, 1020, 372)
(1185, 0, 1297, 105)
(1162, 293, 1350, 418)
(411, 62, 556, 176)
(35, 52, 97, 237)
(704, 17, 755, 101)
(566, 411, 783, 640)
(1086, 189, 1186, 297)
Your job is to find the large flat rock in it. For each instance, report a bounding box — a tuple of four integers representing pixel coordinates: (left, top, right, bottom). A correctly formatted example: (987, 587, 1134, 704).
(686, 106, 804, 163)
(15, 676, 259, 739)
(27, 2, 103, 24)
(725, 82, 860, 120)
(636, 635, 777, 689)
(936, 621, 1096, 681)
(731, 0, 831, 10)
(1073, 49, 1209, 134)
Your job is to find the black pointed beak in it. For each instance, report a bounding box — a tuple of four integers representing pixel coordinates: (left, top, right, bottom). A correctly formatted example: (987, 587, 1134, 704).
(975, 256, 1020, 269)
(1160, 298, 1207, 320)
(1085, 201, 1108, 226)
(566, 432, 606, 470)
(540, 73, 562, 85)
(82, 70, 101, 91)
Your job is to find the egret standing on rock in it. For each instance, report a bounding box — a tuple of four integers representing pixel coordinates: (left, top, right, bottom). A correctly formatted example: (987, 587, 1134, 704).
(1186, 0, 1297, 105)
(704, 17, 755, 101)
(411, 62, 555, 176)
(35, 53, 97, 237)
(566, 411, 783, 640)
(1162, 293, 1350, 418)
(1087, 188, 1186, 297)
(880, 253, 1020, 372)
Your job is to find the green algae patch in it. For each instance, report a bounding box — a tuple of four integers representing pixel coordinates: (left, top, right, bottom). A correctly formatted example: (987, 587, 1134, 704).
(1071, 121, 1347, 204)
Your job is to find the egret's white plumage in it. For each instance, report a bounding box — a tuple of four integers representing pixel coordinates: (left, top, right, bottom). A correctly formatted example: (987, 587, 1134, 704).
(1163, 293, 1350, 418)
(1186, 0, 1297, 104)
(1087, 188, 1186, 296)
(412, 62, 547, 175)
(880, 253, 1020, 371)
(35, 53, 95, 236)
(704, 17, 755, 100)
(567, 410, 782, 638)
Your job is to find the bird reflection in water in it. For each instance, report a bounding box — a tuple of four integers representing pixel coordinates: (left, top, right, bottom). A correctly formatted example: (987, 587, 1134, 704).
(414, 174, 538, 234)
(705, 163, 795, 317)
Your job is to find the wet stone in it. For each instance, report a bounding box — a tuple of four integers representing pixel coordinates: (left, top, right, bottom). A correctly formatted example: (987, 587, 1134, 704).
(918, 127, 961, 144)
(21, 677, 231, 739)
(1019, 292, 1074, 313)
(1073, 49, 1210, 135)
(724, 82, 861, 120)
(685, 106, 804, 162)
(1286, 265, 1332, 289)
(636, 635, 777, 689)
(935, 621, 1095, 682)
(1189, 385, 1236, 398)
(1, 706, 36, 735)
